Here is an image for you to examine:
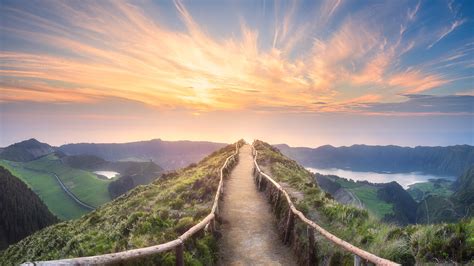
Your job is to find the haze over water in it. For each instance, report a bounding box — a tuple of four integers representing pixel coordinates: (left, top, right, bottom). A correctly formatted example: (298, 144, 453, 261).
(307, 167, 456, 189)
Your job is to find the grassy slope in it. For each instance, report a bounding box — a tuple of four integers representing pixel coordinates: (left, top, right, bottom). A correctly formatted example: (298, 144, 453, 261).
(407, 179, 454, 202)
(254, 140, 473, 265)
(25, 154, 112, 207)
(351, 186, 393, 218)
(0, 142, 241, 265)
(0, 160, 88, 220)
(328, 176, 394, 219)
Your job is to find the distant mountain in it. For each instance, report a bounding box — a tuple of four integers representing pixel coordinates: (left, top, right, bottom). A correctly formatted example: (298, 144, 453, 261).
(453, 165, 474, 208)
(58, 139, 226, 170)
(0, 139, 54, 162)
(315, 173, 417, 225)
(0, 167, 58, 250)
(275, 144, 474, 176)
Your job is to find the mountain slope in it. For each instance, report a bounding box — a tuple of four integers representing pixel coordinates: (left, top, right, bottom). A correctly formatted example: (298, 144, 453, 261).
(0, 152, 164, 220)
(0, 139, 54, 162)
(453, 165, 474, 208)
(416, 165, 474, 223)
(61, 154, 163, 198)
(314, 174, 417, 225)
(255, 140, 473, 264)
(275, 143, 474, 176)
(58, 139, 226, 170)
(0, 142, 241, 265)
(0, 159, 90, 220)
(0, 167, 58, 250)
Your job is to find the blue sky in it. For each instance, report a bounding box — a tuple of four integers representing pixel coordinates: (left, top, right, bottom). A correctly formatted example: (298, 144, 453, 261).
(0, 0, 473, 147)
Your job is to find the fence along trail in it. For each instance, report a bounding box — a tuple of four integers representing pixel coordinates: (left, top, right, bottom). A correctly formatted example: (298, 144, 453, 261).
(24, 140, 399, 266)
(218, 144, 295, 265)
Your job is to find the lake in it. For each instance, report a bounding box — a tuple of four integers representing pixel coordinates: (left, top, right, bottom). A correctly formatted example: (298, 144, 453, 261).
(94, 171, 119, 179)
(306, 167, 455, 189)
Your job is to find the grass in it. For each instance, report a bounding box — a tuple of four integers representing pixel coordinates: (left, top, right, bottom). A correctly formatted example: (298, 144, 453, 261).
(325, 175, 394, 219)
(253, 140, 473, 265)
(24, 154, 112, 207)
(407, 179, 454, 202)
(351, 185, 393, 219)
(0, 160, 88, 220)
(0, 141, 243, 265)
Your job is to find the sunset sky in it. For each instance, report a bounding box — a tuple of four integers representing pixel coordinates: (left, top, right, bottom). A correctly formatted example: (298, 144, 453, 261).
(1, 0, 473, 147)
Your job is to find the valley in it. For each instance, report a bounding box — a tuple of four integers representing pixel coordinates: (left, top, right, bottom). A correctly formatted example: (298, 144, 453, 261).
(278, 144, 473, 226)
(0, 139, 472, 265)
(313, 173, 417, 224)
(0, 138, 224, 220)
(0, 159, 91, 220)
(2, 1, 472, 264)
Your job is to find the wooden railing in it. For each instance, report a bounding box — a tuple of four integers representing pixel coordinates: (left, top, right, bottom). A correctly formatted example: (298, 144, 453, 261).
(251, 144, 400, 266)
(23, 143, 240, 266)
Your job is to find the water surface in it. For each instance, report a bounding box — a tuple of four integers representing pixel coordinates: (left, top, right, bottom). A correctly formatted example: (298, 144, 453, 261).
(94, 171, 119, 179)
(306, 167, 455, 189)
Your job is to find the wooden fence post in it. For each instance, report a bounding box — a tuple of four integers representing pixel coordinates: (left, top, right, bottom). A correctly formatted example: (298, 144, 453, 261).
(258, 174, 262, 191)
(354, 254, 361, 266)
(176, 243, 184, 266)
(273, 190, 281, 211)
(307, 226, 316, 266)
(284, 209, 294, 244)
(211, 217, 216, 232)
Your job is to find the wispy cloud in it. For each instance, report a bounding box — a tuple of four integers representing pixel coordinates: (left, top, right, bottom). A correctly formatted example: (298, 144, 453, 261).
(428, 19, 466, 49)
(0, 0, 469, 114)
(358, 94, 474, 115)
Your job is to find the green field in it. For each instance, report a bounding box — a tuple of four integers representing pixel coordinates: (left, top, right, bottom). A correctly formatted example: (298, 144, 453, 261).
(0, 160, 88, 220)
(25, 154, 113, 207)
(0, 155, 113, 220)
(407, 179, 454, 202)
(350, 185, 393, 218)
(327, 176, 394, 219)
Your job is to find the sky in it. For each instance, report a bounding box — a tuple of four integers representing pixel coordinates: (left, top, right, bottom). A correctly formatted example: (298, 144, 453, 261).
(0, 0, 473, 147)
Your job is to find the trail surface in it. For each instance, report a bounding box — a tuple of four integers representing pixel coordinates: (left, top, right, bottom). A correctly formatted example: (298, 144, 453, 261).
(218, 145, 296, 265)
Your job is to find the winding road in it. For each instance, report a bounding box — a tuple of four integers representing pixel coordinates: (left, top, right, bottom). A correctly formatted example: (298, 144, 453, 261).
(24, 166, 95, 211)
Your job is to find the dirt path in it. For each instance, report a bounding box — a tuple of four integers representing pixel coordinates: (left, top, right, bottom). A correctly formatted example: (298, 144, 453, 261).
(218, 145, 296, 266)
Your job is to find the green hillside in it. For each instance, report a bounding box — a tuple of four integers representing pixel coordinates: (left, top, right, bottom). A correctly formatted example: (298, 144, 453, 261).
(314, 174, 418, 224)
(0, 154, 114, 220)
(453, 165, 474, 209)
(0, 160, 89, 220)
(0, 139, 54, 162)
(316, 174, 393, 219)
(407, 179, 454, 202)
(0, 167, 58, 250)
(254, 140, 473, 264)
(0, 142, 241, 265)
(26, 154, 113, 207)
(415, 166, 474, 224)
(0, 151, 164, 220)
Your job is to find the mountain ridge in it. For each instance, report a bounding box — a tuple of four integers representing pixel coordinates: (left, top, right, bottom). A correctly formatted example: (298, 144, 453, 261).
(58, 139, 227, 170)
(275, 143, 474, 176)
(0, 139, 54, 162)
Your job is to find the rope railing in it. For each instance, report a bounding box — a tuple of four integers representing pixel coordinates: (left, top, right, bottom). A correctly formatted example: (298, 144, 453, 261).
(23, 143, 241, 266)
(251, 144, 400, 266)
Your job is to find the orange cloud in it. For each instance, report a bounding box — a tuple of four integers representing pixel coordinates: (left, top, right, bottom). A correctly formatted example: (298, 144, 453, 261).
(0, 0, 454, 113)
(388, 70, 449, 94)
